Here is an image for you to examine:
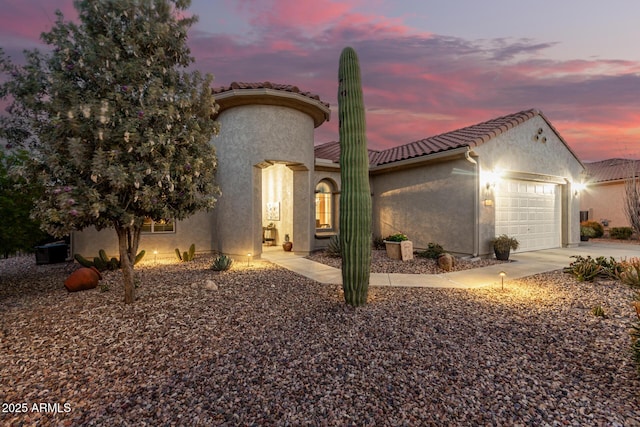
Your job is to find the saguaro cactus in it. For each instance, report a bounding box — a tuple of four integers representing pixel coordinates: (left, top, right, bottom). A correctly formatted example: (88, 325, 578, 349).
(338, 46, 372, 307)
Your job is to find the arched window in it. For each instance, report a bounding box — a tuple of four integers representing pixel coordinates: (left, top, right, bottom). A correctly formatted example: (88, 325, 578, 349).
(315, 180, 333, 230)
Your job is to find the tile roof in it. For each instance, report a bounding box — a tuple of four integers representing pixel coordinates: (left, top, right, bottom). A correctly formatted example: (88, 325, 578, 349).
(315, 109, 574, 167)
(314, 141, 381, 165)
(213, 81, 330, 109)
(584, 158, 640, 183)
(372, 109, 540, 165)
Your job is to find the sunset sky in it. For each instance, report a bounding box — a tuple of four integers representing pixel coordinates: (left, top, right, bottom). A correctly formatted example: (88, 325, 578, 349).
(1, 0, 639, 161)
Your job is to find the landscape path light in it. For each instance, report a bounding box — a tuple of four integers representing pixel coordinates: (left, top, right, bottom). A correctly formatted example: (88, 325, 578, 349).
(499, 271, 506, 290)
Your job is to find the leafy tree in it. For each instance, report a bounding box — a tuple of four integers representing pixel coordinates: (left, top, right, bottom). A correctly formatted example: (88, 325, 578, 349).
(0, 148, 49, 258)
(0, 0, 220, 303)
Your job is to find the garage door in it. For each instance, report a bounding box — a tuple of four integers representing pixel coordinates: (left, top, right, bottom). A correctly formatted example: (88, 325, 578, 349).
(495, 179, 561, 252)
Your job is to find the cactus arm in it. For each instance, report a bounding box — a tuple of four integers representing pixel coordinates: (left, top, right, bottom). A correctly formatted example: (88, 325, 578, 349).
(74, 253, 95, 268)
(175, 248, 183, 261)
(134, 250, 145, 265)
(338, 46, 372, 307)
(188, 244, 195, 261)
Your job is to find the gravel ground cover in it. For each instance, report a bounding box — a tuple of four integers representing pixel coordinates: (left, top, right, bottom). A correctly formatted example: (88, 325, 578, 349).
(1, 254, 640, 426)
(308, 249, 507, 274)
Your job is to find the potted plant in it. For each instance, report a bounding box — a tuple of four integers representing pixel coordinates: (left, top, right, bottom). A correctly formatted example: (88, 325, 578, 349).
(383, 233, 411, 260)
(580, 226, 596, 242)
(491, 234, 519, 261)
(282, 234, 293, 251)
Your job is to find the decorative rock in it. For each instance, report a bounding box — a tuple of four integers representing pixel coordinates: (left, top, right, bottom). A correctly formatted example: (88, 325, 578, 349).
(64, 267, 102, 292)
(204, 280, 218, 291)
(437, 253, 455, 272)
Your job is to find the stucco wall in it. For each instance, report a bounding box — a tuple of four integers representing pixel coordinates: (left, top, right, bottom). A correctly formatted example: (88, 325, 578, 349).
(214, 104, 316, 257)
(473, 115, 584, 250)
(580, 181, 629, 228)
(71, 210, 215, 259)
(371, 157, 476, 255)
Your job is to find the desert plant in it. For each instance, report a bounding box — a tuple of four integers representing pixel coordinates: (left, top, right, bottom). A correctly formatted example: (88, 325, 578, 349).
(74, 249, 145, 272)
(326, 234, 342, 257)
(384, 233, 408, 242)
(211, 254, 233, 271)
(619, 258, 640, 288)
(417, 242, 445, 259)
(580, 220, 604, 238)
(564, 255, 602, 282)
(491, 235, 519, 252)
(610, 227, 634, 240)
(591, 305, 607, 318)
(338, 46, 372, 307)
(175, 243, 196, 262)
(581, 226, 597, 238)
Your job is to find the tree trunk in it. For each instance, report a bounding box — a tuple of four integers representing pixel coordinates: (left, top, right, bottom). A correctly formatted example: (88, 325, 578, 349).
(115, 223, 141, 304)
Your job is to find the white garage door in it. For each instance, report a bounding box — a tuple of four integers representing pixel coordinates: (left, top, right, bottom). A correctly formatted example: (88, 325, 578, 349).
(495, 179, 561, 252)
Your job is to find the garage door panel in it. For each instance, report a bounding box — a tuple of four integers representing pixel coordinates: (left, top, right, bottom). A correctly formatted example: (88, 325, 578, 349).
(495, 179, 561, 252)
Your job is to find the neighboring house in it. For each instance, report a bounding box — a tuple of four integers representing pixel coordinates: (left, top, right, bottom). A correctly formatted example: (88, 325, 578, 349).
(580, 158, 640, 229)
(72, 82, 584, 259)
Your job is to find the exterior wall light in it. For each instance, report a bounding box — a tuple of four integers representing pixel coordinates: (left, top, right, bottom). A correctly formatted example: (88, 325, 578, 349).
(573, 182, 586, 196)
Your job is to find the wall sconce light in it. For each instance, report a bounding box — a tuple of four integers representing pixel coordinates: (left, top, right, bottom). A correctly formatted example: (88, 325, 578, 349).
(483, 199, 494, 207)
(483, 170, 502, 190)
(499, 271, 506, 290)
(247, 253, 252, 266)
(573, 182, 586, 196)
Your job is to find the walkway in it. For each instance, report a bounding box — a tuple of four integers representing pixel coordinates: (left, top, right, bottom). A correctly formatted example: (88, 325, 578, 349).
(261, 242, 640, 289)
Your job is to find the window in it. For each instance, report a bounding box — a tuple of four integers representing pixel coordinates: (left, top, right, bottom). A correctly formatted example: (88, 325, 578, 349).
(315, 181, 333, 230)
(142, 218, 175, 233)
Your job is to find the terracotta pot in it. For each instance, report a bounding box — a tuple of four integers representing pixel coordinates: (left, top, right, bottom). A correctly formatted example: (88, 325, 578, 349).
(282, 242, 293, 251)
(64, 267, 102, 292)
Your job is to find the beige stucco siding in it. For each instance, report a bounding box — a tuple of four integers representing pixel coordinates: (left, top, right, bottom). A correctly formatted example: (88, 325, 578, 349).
(371, 158, 476, 254)
(71, 210, 215, 259)
(473, 115, 583, 251)
(214, 104, 316, 257)
(580, 181, 629, 228)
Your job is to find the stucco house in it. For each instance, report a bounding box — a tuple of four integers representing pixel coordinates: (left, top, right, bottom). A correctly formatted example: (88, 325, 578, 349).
(580, 158, 640, 230)
(72, 82, 585, 260)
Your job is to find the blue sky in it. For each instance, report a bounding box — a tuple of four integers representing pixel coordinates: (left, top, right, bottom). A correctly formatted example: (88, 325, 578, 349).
(1, 0, 639, 161)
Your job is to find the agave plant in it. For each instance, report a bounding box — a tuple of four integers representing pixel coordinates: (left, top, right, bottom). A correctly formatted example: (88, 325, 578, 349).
(211, 254, 233, 271)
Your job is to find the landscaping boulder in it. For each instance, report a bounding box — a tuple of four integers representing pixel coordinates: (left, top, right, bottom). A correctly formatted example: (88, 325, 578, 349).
(437, 253, 455, 272)
(64, 267, 102, 292)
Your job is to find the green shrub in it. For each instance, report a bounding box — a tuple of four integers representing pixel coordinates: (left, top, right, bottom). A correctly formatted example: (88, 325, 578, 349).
(580, 226, 596, 238)
(326, 234, 342, 257)
(211, 254, 233, 271)
(384, 233, 408, 242)
(580, 221, 604, 238)
(610, 227, 633, 240)
(591, 305, 607, 318)
(417, 242, 446, 259)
